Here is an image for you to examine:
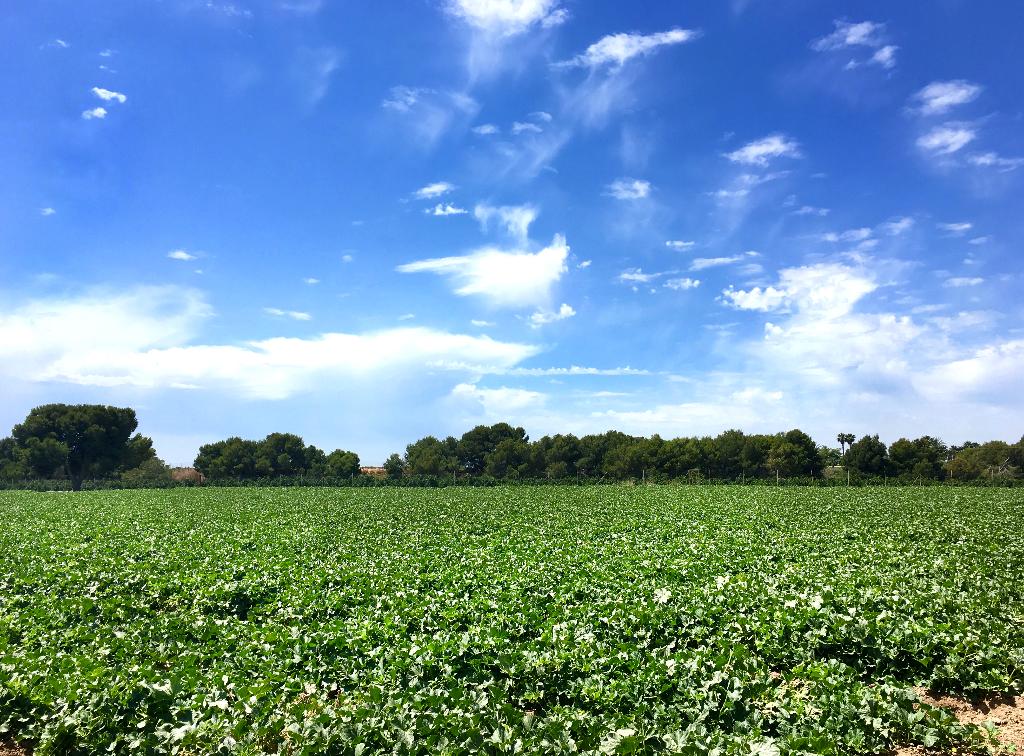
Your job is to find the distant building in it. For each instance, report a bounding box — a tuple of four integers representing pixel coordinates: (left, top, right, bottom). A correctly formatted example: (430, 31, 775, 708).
(171, 467, 205, 484)
(360, 466, 386, 478)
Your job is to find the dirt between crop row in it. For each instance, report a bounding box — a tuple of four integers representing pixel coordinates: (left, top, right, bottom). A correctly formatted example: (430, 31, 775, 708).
(895, 687, 1024, 755)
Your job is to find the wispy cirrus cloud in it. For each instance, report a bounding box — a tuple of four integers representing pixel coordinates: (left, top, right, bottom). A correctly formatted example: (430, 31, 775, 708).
(556, 28, 700, 69)
(413, 181, 455, 199)
(725, 134, 801, 166)
(264, 308, 312, 321)
(937, 221, 972, 235)
(604, 178, 650, 200)
(474, 203, 538, 242)
(911, 80, 982, 116)
(968, 152, 1024, 172)
(690, 253, 757, 272)
(382, 87, 478, 148)
(943, 276, 984, 288)
(811, 20, 897, 70)
(916, 124, 976, 156)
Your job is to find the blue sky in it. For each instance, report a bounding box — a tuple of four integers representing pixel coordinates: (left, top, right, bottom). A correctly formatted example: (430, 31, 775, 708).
(2, 1, 1023, 465)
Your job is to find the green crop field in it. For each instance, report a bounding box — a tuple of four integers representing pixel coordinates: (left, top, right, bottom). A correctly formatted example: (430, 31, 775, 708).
(1, 487, 1022, 755)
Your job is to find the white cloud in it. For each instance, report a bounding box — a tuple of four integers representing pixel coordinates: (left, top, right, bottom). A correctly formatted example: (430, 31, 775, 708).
(880, 216, 914, 235)
(167, 249, 197, 261)
(501, 365, 648, 377)
(279, 0, 323, 13)
(911, 80, 982, 116)
(382, 86, 423, 112)
(382, 87, 478, 147)
(265, 308, 312, 321)
(711, 188, 750, 200)
(398, 313, 415, 321)
(82, 107, 107, 120)
(812, 20, 886, 51)
(529, 110, 552, 122)
(723, 263, 877, 318)
(99, 49, 114, 57)
(558, 28, 700, 69)
(450, 382, 546, 417)
(529, 303, 575, 326)
(512, 121, 543, 134)
(472, 123, 499, 135)
(915, 340, 1024, 402)
(0, 287, 540, 400)
(40, 207, 56, 217)
(725, 134, 801, 166)
(664, 277, 700, 291)
(397, 234, 569, 308)
(811, 20, 897, 70)
(292, 46, 341, 106)
(665, 240, 696, 250)
(471, 319, 495, 327)
(445, 0, 565, 36)
(303, 277, 320, 285)
(938, 222, 972, 235)
(968, 236, 990, 246)
(690, 252, 757, 271)
(91, 86, 127, 103)
(428, 203, 469, 216)
(473, 204, 538, 242)
(793, 205, 830, 217)
(604, 178, 650, 200)
(917, 125, 976, 155)
(50, 39, 70, 49)
(820, 227, 872, 243)
(341, 253, 354, 263)
(968, 152, 1024, 172)
(414, 181, 455, 199)
(576, 260, 591, 269)
(868, 45, 898, 69)
(943, 276, 983, 288)
(618, 268, 665, 284)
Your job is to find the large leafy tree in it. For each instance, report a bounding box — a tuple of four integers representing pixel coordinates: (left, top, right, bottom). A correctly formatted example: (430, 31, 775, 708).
(457, 424, 528, 475)
(405, 436, 459, 477)
(847, 434, 890, 477)
(12, 404, 143, 490)
(325, 449, 360, 478)
(195, 437, 259, 479)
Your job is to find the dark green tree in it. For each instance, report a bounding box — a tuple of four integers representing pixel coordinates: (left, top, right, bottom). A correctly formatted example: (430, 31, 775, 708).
(325, 449, 360, 478)
(383, 453, 405, 480)
(12, 404, 141, 490)
(195, 437, 259, 479)
(484, 438, 531, 479)
(405, 436, 458, 477)
(457, 424, 528, 475)
(847, 434, 890, 477)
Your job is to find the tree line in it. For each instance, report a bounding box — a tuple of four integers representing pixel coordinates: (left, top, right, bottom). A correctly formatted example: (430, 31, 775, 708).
(379, 424, 1024, 483)
(2, 404, 1022, 489)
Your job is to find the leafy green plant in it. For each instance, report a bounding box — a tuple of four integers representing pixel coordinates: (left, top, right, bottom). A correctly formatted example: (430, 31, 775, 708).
(0, 486, 1020, 754)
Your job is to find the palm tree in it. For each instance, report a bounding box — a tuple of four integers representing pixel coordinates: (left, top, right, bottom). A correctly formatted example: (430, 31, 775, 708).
(837, 433, 855, 460)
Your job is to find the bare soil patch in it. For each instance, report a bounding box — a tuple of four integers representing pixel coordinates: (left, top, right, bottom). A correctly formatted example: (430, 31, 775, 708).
(0, 742, 29, 756)
(900, 687, 1024, 754)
